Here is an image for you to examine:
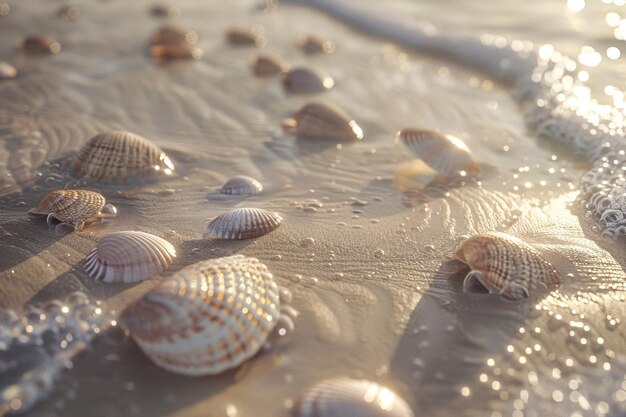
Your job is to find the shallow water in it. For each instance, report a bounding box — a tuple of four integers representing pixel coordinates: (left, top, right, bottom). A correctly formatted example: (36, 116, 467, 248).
(0, 0, 625, 416)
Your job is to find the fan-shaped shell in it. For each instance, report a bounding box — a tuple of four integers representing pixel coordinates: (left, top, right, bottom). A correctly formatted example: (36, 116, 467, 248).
(204, 208, 282, 239)
(72, 131, 174, 183)
(225, 27, 264, 47)
(398, 128, 479, 176)
(454, 232, 563, 300)
(84, 231, 176, 283)
(251, 54, 288, 77)
(0, 61, 17, 80)
(282, 67, 334, 94)
(119, 255, 280, 376)
(297, 35, 335, 54)
(18, 35, 61, 55)
(220, 176, 263, 196)
(295, 378, 414, 417)
(282, 102, 363, 142)
(29, 190, 106, 227)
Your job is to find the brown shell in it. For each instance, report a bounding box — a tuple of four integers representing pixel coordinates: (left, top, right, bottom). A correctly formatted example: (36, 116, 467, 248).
(18, 35, 61, 55)
(282, 67, 334, 94)
(151, 43, 203, 60)
(29, 190, 106, 227)
(251, 54, 288, 77)
(149, 4, 181, 19)
(150, 26, 198, 46)
(282, 102, 363, 142)
(225, 27, 264, 47)
(297, 35, 335, 55)
(57, 5, 80, 21)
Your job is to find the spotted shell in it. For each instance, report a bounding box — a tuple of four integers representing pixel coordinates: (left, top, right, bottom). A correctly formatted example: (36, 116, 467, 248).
(220, 176, 263, 196)
(72, 131, 174, 183)
(119, 255, 280, 376)
(0, 61, 17, 80)
(282, 67, 334, 94)
(18, 35, 61, 55)
(225, 27, 264, 47)
(398, 128, 479, 176)
(29, 190, 106, 227)
(204, 208, 282, 240)
(251, 54, 288, 77)
(454, 232, 563, 300)
(84, 231, 176, 283)
(297, 35, 335, 54)
(282, 102, 363, 142)
(295, 378, 414, 417)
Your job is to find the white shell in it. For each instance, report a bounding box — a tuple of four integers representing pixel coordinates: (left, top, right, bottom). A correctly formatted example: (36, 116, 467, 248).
(295, 378, 414, 417)
(119, 255, 280, 376)
(0, 61, 17, 80)
(84, 231, 176, 283)
(204, 208, 282, 239)
(220, 176, 263, 196)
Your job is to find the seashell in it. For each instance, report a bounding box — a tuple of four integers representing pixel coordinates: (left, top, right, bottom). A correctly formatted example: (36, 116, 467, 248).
(204, 208, 282, 239)
(398, 128, 479, 176)
(150, 26, 198, 46)
(18, 35, 62, 55)
(84, 231, 176, 283)
(251, 54, 288, 77)
(72, 130, 174, 183)
(282, 67, 334, 94)
(282, 102, 363, 142)
(225, 27, 265, 47)
(150, 43, 203, 60)
(297, 35, 335, 55)
(149, 4, 181, 19)
(119, 254, 280, 375)
(57, 5, 80, 21)
(220, 175, 263, 196)
(29, 189, 109, 229)
(0, 61, 17, 80)
(294, 378, 414, 417)
(454, 232, 563, 300)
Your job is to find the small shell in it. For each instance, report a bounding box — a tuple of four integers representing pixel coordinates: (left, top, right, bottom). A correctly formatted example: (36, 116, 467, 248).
(29, 190, 106, 228)
(225, 27, 265, 47)
(454, 232, 563, 300)
(151, 43, 203, 60)
(204, 208, 282, 239)
(399, 128, 479, 176)
(119, 255, 280, 375)
(149, 4, 181, 19)
(84, 231, 176, 283)
(57, 5, 80, 21)
(297, 35, 335, 54)
(251, 54, 288, 77)
(220, 176, 263, 196)
(0, 61, 17, 80)
(18, 35, 62, 55)
(295, 378, 414, 417)
(150, 26, 198, 46)
(72, 131, 174, 183)
(282, 102, 363, 142)
(282, 67, 334, 94)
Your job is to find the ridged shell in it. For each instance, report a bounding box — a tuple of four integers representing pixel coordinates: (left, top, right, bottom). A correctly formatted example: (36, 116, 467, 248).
(72, 131, 174, 183)
(282, 67, 334, 94)
(0, 61, 17, 80)
(454, 232, 563, 300)
(251, 54, 288, 77)
(225, 27, 264, 47)
(220, 176, 263, 196)
(119, 255, 280, 375)
(282, 102, 363, 142)
(295, 378, 414, 417)
(84, 231, 176, 283)
(204, 208, 282, 239)
(297, 35, 335, 54)
(399, 128, 479, 176)
(29, 190, 106, 226)
(18, 35, 61, 55)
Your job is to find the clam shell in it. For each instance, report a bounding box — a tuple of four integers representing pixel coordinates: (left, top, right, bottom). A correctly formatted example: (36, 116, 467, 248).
(0, 61, 17, 80)
(119, 255, 280, 375)
(454, 232, 563, 300)
(297, 35, 335, 54)
(399, 128, 479, 176)
(251, 54, 288, 77)
(204, 208, 282, 239)
(282, 67, 334, 94)
(282, 102, 363, 142)
(84, 231, 176, 283)
(225, 27, 264, 47)
(72, 131, 174, 183)
(18, 35, 61, 55)
(295, 378, 414, 417)
(220, 176, 263, 196)
(29, 190, 106, 227)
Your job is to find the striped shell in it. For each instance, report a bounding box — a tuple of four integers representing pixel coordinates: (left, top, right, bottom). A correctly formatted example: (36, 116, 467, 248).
(282, 102, 363, 142)
(84, 231, 176, 283)
(295, 378, 414, 417)
(251, 54, 288, 77)
(204, 208, 282, 240)
(454, 232, 563, 300)
(297, 35, 335, 54)
(29, 190, 106, 227)
(18, 35, 61, 55)
(225, 27, 264, 47)
(0, 61, 17, 80)
(399, 128, 479, 176)
(119, 255, 280, 376)
(220, 176, 263, 196)
(282, 67, 334, 94)
(72, 131, 174, 183)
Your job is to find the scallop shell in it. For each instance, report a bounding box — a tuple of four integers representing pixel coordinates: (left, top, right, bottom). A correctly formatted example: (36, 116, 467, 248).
(282, 102, 363, 142)
(398, 128, 479, 176)
(0, 61, 17, 80)
(18, 35, 61, 55)
(220, 176, 263, 196)
(251, 54, 288, 77)
(72, 131, 174, 183)
(295, 378, 414, 417)
(225, 27, 264, 47)
(84, 231, 176, 283)
(454, 232, 563, 300)
(297, 35, 335, 54)
(204, 208, 282, 239)
(282, 67, 334, 94)
(119, 254, 280, 375)
(29, 190, 106, 228)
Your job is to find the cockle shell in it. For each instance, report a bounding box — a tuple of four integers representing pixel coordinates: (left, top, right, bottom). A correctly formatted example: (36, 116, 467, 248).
(29, 190, 107, 228)
(294, 378, 414, 417)
(0, 61, 17, 80)
(204, 208, 282, 239)
(220, 176, 263, 196)
(398, 128, 480, 176)
(282, 102, 364, 142)
(251, 54, 288, 77)
(282, 67, 334, 94)
(18, 35, 62, 55)
(84, 231, 176, 283)
(72, 131, 174, 183)
(225, 27, 265, 47)
(119, 255, 280, 376)
(297, 35, 335, 54)
(454, 232, 563, 300)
